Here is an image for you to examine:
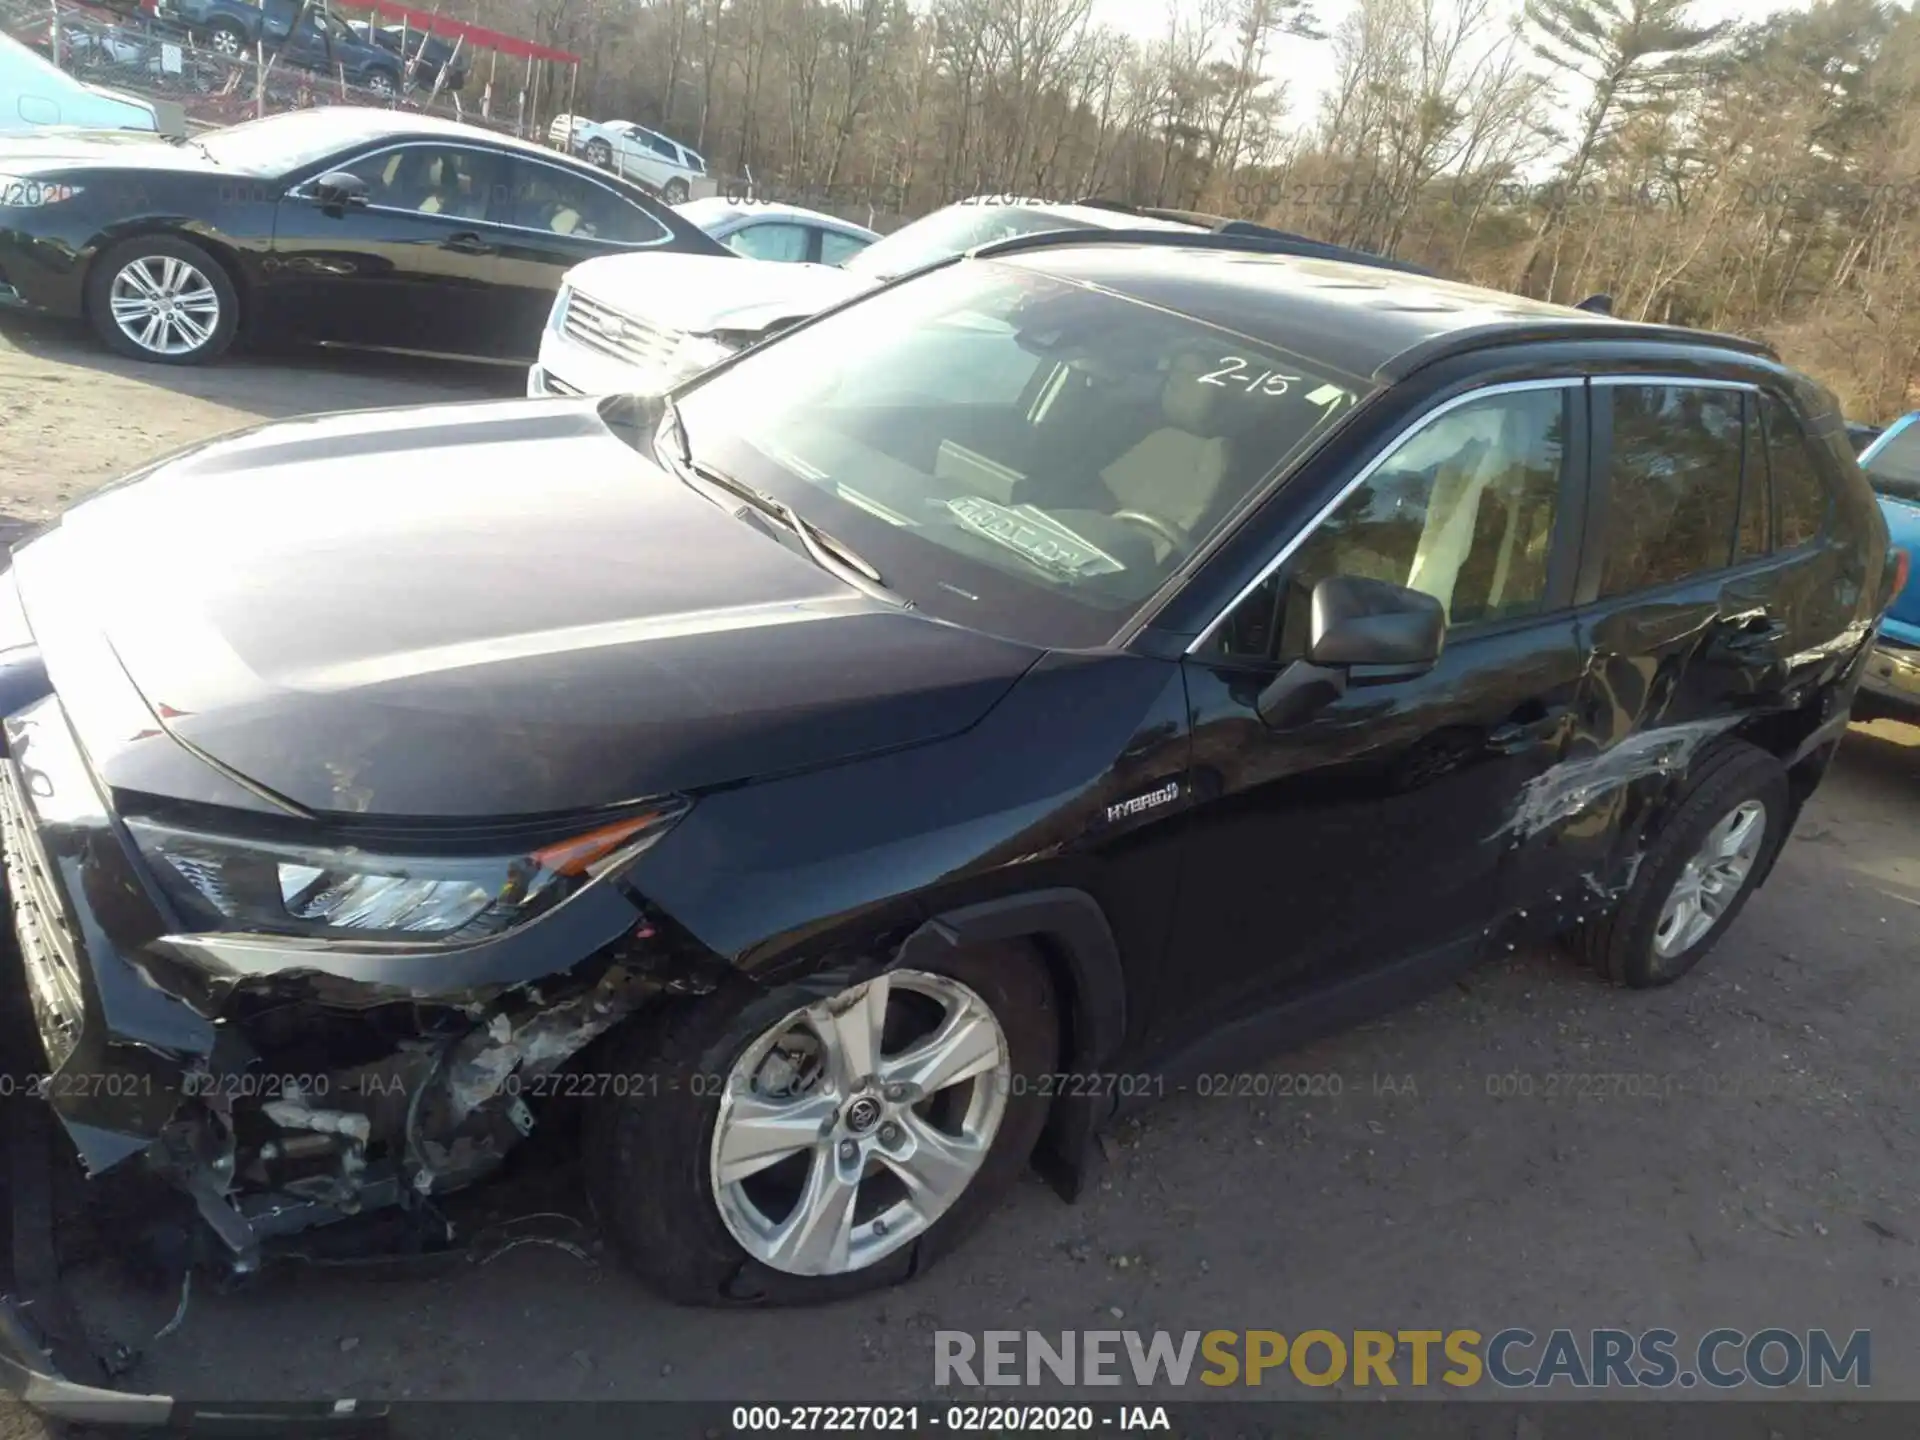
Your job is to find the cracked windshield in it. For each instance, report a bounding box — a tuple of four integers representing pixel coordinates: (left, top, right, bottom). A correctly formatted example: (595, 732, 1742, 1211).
(671, 260, 1362, 645)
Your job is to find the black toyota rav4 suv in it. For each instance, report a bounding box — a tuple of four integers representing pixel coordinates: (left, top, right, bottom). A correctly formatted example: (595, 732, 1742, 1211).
(0, 231, 1895, 1311)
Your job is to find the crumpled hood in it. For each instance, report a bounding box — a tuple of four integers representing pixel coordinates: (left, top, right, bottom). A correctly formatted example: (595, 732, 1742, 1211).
(566, 250, 872, 335)
(12, 397, 1038, 818)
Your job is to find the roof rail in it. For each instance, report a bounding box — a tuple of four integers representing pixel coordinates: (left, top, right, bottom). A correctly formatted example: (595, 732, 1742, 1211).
(969, 224, 1437, 277)
(1067, 195, 1431, 270)
(1379, 320, 1780, 381)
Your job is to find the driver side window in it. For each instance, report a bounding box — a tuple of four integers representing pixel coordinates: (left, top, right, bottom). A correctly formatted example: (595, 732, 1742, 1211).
(1208, 384, 1572, 663)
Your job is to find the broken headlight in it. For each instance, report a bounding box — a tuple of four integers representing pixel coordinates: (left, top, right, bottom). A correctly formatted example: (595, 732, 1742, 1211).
(124, 803, 687, 942)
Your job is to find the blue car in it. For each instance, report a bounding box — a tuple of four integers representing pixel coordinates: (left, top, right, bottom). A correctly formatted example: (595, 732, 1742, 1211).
(1854, 414, 1920, 720)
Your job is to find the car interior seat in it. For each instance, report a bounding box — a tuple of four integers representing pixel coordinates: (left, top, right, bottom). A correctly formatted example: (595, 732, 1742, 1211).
(1097, 350, 1243, 560)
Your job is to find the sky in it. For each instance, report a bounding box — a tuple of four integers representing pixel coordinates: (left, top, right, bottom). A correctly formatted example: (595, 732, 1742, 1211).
(1085, 0, 1817, 128)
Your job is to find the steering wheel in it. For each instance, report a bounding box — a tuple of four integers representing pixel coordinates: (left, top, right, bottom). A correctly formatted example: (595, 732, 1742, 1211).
(1111, 509, 1185, 553)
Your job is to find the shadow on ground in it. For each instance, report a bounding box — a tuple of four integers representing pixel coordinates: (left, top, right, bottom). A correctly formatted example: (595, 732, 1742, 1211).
(0, 312, 520, 423)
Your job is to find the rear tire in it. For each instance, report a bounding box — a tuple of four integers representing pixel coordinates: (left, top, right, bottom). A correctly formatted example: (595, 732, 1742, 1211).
(663, 177, 690, 204)
(85, 235, 237, 365)
(1568, 741, 1789, 989)
(204, 18, 245, 55)
(584, 941, 1058, 1306)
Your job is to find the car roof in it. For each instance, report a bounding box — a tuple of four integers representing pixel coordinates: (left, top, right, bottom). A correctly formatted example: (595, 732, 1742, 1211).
(676, 196, 878, 237)
(997, 242, 1770, 382)
(954, 198, 1201, 233)
(238, 106, 575, 161)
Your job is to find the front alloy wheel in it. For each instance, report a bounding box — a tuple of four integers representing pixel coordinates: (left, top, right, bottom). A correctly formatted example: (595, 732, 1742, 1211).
(87, 236, 239, 364)
(109, 256, 219, 356)
(584, 939, 1057, 1305)
(709, 970, 1009, 1277)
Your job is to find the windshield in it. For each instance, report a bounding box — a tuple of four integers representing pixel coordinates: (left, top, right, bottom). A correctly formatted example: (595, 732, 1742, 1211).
(1863, 421, 1920, 505)
(670, 259, 1368, 648)
(196, 111, 393, 172)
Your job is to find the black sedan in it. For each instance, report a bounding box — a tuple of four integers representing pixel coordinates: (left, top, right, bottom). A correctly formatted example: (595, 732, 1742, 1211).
(0, 108, 732, 364)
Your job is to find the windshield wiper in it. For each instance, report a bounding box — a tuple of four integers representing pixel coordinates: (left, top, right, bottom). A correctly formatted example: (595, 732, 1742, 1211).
(658, 400, 901, 604)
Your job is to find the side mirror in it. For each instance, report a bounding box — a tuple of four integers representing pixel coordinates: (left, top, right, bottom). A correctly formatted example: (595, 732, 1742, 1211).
(311, 171, 368, 214)
(1307, 574, 1447, 674)
(1255, 576, 1446, 729)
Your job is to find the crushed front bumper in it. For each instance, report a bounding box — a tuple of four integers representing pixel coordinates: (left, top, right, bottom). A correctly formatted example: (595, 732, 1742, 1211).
(0, 1307, 385, 1432)
(0, 682, 719, 1287)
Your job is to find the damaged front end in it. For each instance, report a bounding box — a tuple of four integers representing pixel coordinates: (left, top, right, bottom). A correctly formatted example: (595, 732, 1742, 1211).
(0, 691, 731, 1282)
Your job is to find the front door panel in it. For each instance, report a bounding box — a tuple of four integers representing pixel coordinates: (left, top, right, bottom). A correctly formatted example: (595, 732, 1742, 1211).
(1157, 377, 1591, 1051)
(1172, 620, 1585, 1048)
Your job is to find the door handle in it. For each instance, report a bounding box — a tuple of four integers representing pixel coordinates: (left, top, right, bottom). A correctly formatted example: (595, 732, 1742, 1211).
(1487, 703, 1573, 754)
(442, 231, 494, 256)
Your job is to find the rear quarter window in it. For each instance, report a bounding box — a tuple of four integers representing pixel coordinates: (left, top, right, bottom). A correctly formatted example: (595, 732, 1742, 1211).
(1760, 393, 1835, 549)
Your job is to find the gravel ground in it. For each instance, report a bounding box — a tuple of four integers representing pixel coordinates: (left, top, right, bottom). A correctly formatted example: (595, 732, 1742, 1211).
(1, 314, 1916, 1416)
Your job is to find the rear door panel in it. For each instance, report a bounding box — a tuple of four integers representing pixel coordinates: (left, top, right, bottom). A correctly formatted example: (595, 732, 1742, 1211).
(1543, 376, 1793, 902)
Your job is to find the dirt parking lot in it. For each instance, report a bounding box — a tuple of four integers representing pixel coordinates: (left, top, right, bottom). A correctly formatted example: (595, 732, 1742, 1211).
(1, 314, 1918, 1412)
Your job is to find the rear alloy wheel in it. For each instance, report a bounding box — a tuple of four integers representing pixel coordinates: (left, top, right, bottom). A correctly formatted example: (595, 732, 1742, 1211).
(86, 236, 236, 365)
(364, 68, 397, 97)
(1652, 799, 1768, 960)
(586, 138, 613, 170)
(1567, 741, 1788, 988)
(663, 177, 690, 204)
(585, 942, 1057, 1305)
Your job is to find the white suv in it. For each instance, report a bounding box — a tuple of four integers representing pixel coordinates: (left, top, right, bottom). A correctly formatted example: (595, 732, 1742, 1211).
(555, 116, 706, 203)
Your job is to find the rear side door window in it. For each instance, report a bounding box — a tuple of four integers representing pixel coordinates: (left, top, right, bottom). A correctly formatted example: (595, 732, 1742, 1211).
(820, 229, 872, 266)
(1735, 395, 1771, 563)
(500, 159, 669, 244)
(1760, 394, 1834, 548)
(1596, 383, 1744, 596)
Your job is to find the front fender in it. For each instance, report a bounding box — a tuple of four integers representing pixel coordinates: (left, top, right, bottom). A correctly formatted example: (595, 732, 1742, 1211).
(898, 889, 1126, 1200)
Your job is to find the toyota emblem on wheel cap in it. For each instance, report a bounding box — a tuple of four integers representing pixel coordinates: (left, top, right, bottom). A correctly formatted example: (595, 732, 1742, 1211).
(845, 1097, 882, 1133)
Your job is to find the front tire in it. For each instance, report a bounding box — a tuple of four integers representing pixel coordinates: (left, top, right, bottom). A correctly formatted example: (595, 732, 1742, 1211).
(86, 235, 237, 365)
(1569, 741, 1789, 988)
(586, 138, 613, 170)
(585, 942, 1058, 1306)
